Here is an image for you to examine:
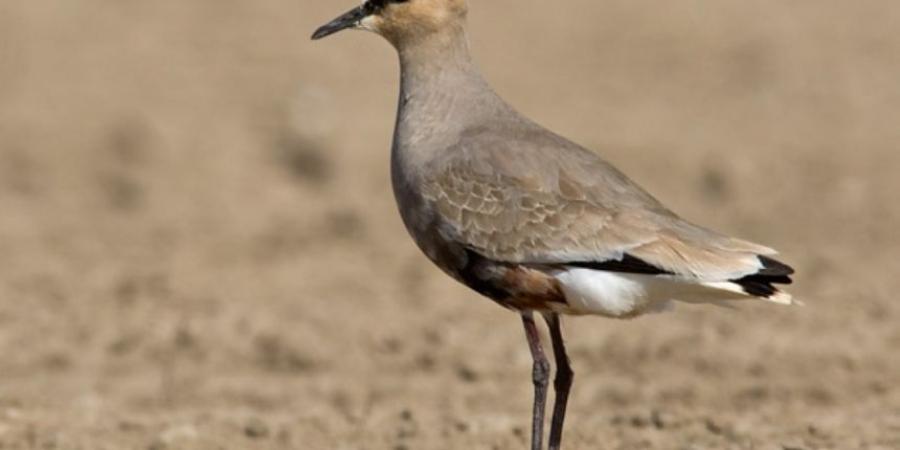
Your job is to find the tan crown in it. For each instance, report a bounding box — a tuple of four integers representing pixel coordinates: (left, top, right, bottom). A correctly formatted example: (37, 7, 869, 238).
(367, 0, 468, 47)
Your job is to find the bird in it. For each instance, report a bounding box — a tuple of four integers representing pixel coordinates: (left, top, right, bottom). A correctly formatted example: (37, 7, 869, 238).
(312, 1, 795, 449)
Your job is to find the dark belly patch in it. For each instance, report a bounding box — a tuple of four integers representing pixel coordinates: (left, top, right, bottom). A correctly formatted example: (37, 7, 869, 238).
(458, 249, 566, 310)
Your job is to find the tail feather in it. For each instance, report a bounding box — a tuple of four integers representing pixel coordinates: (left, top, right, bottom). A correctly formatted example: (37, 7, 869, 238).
(560, 252, 798, 310)
(729, 255, 795, 304)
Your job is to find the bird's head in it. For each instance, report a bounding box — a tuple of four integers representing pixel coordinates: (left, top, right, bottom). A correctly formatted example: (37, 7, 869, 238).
(311, 0, 468, 47)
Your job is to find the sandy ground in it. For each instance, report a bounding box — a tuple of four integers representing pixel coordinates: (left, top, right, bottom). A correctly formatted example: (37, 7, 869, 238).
(1, 0, 900, 449)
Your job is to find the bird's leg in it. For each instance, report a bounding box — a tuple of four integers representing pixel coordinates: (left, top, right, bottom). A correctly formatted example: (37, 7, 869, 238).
(543, 312, 574, 450)
(521, 311, 550, 450)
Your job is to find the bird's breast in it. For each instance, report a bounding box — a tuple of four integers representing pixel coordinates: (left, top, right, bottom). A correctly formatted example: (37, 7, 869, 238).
(390, 148, 461, 270)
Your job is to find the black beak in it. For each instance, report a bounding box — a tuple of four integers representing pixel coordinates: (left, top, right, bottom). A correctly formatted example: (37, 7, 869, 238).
(311, 6, 367, 40)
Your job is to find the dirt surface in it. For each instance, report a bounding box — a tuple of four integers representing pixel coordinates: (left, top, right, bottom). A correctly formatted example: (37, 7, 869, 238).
(1, 1, 899, 449)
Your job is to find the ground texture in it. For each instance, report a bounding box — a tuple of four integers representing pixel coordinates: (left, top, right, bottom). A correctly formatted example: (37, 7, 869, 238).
(1, 1, 899, 449)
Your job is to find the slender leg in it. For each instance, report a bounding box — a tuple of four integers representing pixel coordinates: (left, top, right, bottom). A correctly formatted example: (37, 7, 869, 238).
(543, 313, 574, 450)
(521, 311, 550, 450)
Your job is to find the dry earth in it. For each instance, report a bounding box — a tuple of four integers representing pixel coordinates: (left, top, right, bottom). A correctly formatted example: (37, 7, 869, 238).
(1, 0, 899, 449)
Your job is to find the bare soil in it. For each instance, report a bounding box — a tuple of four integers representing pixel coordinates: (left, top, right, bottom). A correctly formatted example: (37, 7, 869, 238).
(1, 1, 899, 449)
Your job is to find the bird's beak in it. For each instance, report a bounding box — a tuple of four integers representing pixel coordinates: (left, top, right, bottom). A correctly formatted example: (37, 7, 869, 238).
(311, 6, 368, 40)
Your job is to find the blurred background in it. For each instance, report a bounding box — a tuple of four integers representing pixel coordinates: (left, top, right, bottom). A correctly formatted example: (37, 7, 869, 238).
(1, 0, 898, 448)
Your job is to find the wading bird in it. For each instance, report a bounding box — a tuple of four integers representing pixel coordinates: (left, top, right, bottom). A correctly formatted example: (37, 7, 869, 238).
(312, 1, 795, 448)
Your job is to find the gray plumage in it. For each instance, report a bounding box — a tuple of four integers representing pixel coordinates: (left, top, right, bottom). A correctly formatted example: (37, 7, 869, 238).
(384, 7, 791, 311)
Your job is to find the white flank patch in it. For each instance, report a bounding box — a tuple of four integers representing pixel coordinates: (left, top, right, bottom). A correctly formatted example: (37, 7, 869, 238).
(554, 268, 795, 317)
(554, 269, 648, 317)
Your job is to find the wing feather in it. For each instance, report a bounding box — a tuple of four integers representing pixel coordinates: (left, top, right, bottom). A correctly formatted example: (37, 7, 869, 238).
(421, 126, 780, 281)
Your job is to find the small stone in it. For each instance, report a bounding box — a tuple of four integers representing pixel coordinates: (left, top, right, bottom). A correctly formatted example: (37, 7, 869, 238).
(455, 364, 479, 382)
(705, 418, 723, 435)
(650, 409, 666, 429)
(396, 416, 417, 440)
(414, 353, 436, 371)
(511, 426, 526, 439)
(118, 420, 143, 432)
(630, 414, 650, 428)
(159, 424, 197, 444)
(244, 418, 269, 439)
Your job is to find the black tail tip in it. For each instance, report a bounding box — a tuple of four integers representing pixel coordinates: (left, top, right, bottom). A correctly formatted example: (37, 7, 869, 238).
(732, 255, 795, 297)
(758, 255, 795, 276)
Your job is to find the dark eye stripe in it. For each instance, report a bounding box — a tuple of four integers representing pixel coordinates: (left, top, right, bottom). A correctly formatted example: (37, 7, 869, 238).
(364, 0, 410, 14)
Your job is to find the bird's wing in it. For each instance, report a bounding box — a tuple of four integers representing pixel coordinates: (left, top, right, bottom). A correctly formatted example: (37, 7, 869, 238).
(421, 126, 780, 281)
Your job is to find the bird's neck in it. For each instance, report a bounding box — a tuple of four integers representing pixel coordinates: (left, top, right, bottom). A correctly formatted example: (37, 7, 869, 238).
(391, 26, 503, 169)
(396, 24, 475, 76)
(395, 25, 488, 112)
